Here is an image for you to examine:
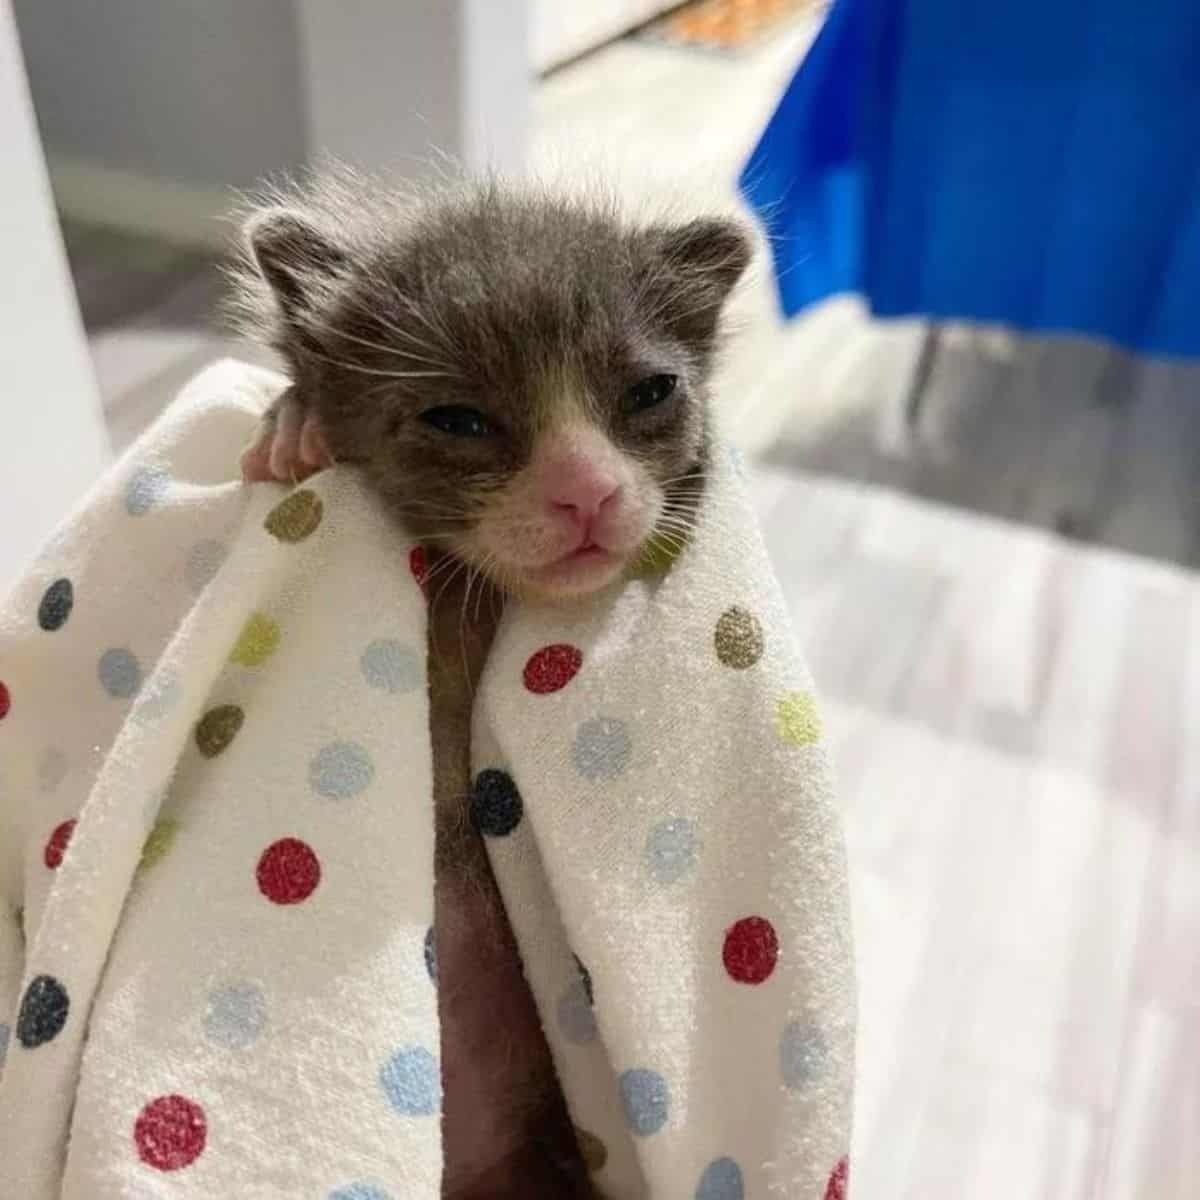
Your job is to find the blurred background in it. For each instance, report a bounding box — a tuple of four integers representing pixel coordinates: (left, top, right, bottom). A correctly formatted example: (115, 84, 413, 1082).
(3, 1, 1198, 1195)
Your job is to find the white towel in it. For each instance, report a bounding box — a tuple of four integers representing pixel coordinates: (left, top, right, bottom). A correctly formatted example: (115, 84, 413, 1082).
(0, 360, 854, 1199)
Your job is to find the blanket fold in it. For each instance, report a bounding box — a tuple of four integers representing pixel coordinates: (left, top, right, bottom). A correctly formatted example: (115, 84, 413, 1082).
(0, 360, 853, 1199)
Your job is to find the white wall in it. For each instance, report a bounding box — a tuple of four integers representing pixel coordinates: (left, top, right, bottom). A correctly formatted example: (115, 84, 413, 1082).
(14, 0, 531, 246)
(0, 0, 108, 592)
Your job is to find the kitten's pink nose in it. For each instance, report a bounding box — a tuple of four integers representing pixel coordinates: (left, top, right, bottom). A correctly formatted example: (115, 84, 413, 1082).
(543, 456, 619, 529)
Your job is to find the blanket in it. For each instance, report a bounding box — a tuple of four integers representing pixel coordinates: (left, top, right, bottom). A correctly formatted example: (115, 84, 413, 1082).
(0, 360, 854, 1199)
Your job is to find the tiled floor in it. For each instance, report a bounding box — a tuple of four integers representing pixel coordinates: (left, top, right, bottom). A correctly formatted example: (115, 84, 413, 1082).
(53, 20, 1200, 1199)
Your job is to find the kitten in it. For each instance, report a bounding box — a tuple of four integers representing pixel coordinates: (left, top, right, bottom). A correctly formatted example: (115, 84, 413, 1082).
(231, 174, 749, 1198)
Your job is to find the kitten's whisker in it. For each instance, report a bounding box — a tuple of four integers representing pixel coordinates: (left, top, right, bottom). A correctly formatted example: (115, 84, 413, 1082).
(302, 347, 450, 382)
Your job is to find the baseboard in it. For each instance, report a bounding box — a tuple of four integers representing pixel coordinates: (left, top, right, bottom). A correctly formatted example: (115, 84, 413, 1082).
(47, 157, 238, 251)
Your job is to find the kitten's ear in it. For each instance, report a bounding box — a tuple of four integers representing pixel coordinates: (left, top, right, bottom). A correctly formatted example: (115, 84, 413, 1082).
(640, 217, 752, 349)
(650, 218, 752, 298)
(243, 206, 350, 320)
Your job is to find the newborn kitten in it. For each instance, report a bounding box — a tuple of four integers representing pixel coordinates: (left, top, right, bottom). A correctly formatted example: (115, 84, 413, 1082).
(231, 176, 749, 1198)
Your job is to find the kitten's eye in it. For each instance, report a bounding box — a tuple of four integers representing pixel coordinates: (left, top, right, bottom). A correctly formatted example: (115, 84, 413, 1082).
(624, 374, 677, 415)
(419, 405, 496, 438)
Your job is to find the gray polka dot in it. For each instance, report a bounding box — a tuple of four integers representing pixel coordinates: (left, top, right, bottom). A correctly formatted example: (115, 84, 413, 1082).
(644, 817, 698, 884)
(572, 716, 631, 781)
(124, 464, 171, 515)
(204, 983, 266, 1049)
(37, 747, 69, 793)
(185, 539, 227, 594)
(309, 741, 374, 799)
(380, 1045, 440, 1115)
(360, 639, 421, 694)
(780, 1021, 827, 1090)
(98, 648, 142, 698)
(696, 1157, 744, 1200)
(556, 978, 597, 1044)
(619, 1067, 670, 1136)
(133, 669, 180, 722)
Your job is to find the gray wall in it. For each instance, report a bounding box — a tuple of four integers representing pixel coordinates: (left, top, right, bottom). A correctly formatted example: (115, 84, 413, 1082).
(13, 0, 306, 189)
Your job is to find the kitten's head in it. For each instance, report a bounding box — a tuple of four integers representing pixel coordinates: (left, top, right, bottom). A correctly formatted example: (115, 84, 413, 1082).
(231, 176, 750, 599)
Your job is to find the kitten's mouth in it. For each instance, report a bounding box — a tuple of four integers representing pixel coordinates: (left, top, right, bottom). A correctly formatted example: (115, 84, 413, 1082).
(522, 539, 623, 595)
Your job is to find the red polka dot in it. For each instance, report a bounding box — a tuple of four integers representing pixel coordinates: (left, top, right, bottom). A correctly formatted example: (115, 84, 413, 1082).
(523, 644, 583, 694)
(256, 837, 321, 904)
(0, 681, 10, 719)
(824, 1156, 849, 1200)
(722, 916, 779, 984)
(409, 545, 429, 587)
(134, 1094, 206, 1171)
(43, 819, 77, 870)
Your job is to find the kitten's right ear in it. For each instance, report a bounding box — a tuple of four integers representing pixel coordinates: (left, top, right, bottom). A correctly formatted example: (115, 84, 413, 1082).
(243, 207, 349, 321)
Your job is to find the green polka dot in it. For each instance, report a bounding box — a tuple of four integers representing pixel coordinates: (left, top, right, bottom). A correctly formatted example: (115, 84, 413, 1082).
(196, 704, 245, 757)
(775, 691, 821, 746)
(264, 489, 323, 542)
(714, 606, 764, 669)
(230, 613, 281, 666)
(629, 530, 685, 578)
(139, 818, 178, 870)
(574, 1127, 608, 1173)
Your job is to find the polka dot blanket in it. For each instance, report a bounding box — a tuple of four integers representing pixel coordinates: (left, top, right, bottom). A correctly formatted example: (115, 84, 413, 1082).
(0, 360, 854, 1198)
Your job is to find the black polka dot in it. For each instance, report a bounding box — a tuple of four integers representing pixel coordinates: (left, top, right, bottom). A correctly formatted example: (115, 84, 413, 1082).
(17, 974, 69, 1048)
(424, 925, 438, 984)
(470, 769, 523, 837)
(37, 578, 74, 632)
(574, 954, 594, 1007)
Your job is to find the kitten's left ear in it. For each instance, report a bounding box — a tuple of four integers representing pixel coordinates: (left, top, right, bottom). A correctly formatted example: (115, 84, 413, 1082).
(651, 218, 752, 296)
(639, 217, 752, 347)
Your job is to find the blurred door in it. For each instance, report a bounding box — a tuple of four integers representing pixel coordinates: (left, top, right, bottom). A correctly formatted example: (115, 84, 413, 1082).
(0, 0, 108, 592)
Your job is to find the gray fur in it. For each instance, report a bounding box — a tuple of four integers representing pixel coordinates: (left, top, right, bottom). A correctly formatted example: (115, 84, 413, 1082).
(228, 170, 751, 562)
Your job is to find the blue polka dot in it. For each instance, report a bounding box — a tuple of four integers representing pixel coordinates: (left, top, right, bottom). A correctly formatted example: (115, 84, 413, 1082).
(644, 817, 698, 884)
(98, 648, 142, 698)
(125, 464, 171, 515)
(185, 539, 227, 593)
(360, 639, 421, 694)
(380, 1046, 440, 1116)
(557, 978, 597, 1044)
(572, 716, 631, 781)
(309, 741, 374, 799)
(619, 1067, 670, 1136)
(329, 1186, 393, 1200)
(0, 1022, 9, 1068)
(696, 1157, 744, 1200)
(780, 1021, 827, 1090)
(204, 983, 267, 1049)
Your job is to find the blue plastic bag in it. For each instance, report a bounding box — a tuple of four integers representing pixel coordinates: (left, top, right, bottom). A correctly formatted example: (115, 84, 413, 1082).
(740, 0, 1200, 359)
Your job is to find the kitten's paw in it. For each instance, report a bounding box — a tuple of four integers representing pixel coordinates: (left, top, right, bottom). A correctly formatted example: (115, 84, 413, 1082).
(240, 392, 332, 483)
